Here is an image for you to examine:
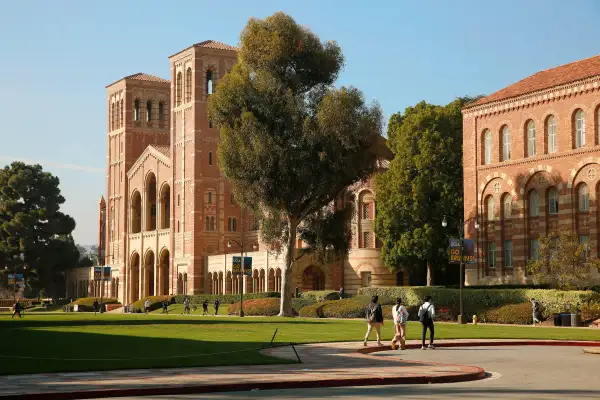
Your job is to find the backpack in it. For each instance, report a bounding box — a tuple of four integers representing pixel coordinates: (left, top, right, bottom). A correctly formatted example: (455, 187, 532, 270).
(366, 304, 376, 323)
(395, 305, 406, 324)
(419, 304, 432, 323)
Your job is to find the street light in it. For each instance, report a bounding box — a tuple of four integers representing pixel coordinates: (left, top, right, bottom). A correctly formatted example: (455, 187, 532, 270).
(227, 239, 257, 317)
(442, 215, 478, 324)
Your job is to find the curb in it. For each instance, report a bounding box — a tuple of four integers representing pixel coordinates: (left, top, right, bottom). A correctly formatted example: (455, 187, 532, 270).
(358, 340, 600, 354)
(583, 348, 600, 354)
(4, 368, 487, 400)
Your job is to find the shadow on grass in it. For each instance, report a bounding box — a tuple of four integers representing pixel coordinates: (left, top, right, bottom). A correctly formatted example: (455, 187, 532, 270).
(0, 327, 293, 375)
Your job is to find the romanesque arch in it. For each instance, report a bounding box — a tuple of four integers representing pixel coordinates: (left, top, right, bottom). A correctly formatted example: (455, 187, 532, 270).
(301, 265, 325, 291)
(159, 183, 170, 229)
(144, 249, 155, 297)
(158, 248, 170, 295)
(129, 252, 140, 302)
(145, 172, 157, 231)
(130, 191, 142, 234)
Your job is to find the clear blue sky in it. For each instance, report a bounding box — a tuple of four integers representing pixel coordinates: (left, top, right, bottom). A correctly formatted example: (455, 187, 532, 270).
(1, 0, 599, 245)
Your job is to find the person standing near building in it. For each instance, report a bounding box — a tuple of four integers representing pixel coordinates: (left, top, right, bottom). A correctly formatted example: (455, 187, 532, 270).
(339, 286, 344, 300)
(214, 298, 220, 316)
(418, 296, 435, 349)
(93, 299, 99, 315)
(12, 300, 23, 318)
(363, 296, 384, 347)
(531, 298, 541, 325)
(391, 297, 408, 350)
(202, 299, 209, 316)
(144, 298, 151, 314)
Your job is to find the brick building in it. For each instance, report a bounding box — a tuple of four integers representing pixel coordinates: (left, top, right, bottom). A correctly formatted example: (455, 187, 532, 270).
(89, 40, 402, 304)
(462, 54, 600, 286)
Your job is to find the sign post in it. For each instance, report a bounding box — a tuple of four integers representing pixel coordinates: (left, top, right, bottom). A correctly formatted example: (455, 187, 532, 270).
(448, 237, 475, 324)
(8, 273, 24, 303)
(232, 256, 252, 317)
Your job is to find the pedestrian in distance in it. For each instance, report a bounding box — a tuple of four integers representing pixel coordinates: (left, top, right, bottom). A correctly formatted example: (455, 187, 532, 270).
(418, 296, 435, 349)
(93, 299, 99, 315)
(364, 295, 384, 347)
(144, 298, 151, 315)
(339, 286, 344, 300)
(161, 299, 169, 314)
(531, 298, 541, 325)
(183, 297, 191, 315)
(12, 300, 23, 318)
(202, 299, 209, 316)
(391, 297, 408, 350)
(214, 298, 220, 316)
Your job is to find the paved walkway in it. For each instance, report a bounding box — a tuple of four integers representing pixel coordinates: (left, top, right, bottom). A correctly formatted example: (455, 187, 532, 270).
(2, 339, 599, 399)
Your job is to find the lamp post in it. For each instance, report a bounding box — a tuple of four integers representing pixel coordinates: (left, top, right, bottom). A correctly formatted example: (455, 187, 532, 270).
(227, 239, 257, 317)
(442, 215, 479, 324)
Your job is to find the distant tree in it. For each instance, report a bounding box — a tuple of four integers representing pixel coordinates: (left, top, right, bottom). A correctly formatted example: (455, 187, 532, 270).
(527, 230, 599, 290)
(375, 97, 478, 285)
(0, 162, 78, 297)
(208, 12, 384, 316)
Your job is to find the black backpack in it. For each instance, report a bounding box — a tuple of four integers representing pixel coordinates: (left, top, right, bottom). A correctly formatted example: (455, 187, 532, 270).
(366, 304, 376, 322)
(419, 304, 432, 323)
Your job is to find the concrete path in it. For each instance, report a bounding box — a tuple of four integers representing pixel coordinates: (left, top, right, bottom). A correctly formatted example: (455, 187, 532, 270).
(2, 339, 599, 399)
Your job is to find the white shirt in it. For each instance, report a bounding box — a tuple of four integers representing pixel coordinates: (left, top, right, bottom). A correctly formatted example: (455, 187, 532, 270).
(418, 302, 435, 319)
(392, 304, 408, 324)
(145, 299, 151, 308)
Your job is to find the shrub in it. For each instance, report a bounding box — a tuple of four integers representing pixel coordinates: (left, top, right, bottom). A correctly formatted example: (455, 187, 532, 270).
(130, 295, 173, 313)
(481, 303, 533, 325)
(298, 300, 337, 317)
(71, 297, 120, 312)
(580, 303, 600, 323)
(299, 291, 339, 301)
(173, 292, 279, 305)
(321, 299, 368, 318)
(358, 287, 599, 319)
(228, 297, 311, 316)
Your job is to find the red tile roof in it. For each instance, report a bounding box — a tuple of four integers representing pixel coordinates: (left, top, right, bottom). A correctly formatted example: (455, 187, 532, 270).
(150, 145, 170, 157)
(193, 40, 238, 52)
(465, 54, 600, 109)
(106, 72, 170, 88)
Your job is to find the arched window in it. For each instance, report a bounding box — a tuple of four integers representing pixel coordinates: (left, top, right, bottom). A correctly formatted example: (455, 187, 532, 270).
(205, 217, 209, 231)
(185, 68, 192, 103)
(210, 216, 215, 231)
(227, 217, 232, 231)
(529, 190, 540, 217)
(146, 100, 152, 121)
(208, 152, 212, 166)
(111, 102, 115, 130)
(486, 196, 495, 221)
(158, 102, 164, 121)
(232, 218, 237, 231)
(502, 194, 512, 219)
(527, 120, 536, 157)
(206, 70, 213, 95)
(501, 126, 511, 161)
(134, 99, 140, 121)
(575, 109, 585, 148)
(483, 130, 492, 165)
(209, 119, 213, 128)
(578, 183, 589, 212)
(548, 187, 559, 215)
(546, 115, 556, 153)
(208, 192, 212, 204)
(176, 72, 182, 106)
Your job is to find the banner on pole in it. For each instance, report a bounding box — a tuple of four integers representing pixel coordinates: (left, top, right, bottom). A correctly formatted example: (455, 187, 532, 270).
(232, 256, 253, 276)
(94, 267, 112, 281)
(448, 238, 476, 264)
(7, 274, 25, 288)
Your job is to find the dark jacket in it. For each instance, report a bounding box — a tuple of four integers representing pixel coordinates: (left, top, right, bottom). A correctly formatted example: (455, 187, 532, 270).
(366, 303, 384, 323)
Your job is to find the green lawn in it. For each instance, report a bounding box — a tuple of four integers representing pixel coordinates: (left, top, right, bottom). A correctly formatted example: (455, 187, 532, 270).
(1, 313, 599, 375)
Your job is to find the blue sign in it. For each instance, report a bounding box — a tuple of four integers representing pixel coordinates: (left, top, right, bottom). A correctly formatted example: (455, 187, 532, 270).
(449, 238, 476, 264)
(94, 266, 112, 281)
(232, 256, 253, 276)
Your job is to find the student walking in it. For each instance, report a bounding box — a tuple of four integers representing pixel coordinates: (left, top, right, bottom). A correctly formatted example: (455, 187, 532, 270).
(183, 297, 191, 315)
(161, 299, 169, 314)
(391, 297, 408, 350)
(364, 296, 384, 347)
(144, 298, 151, 314)
(214, 298, 220, 316)
(531, 298, 541, 325)
(338, 286, 344, 300)
(202, 300, 209, 316)
(93, 299, 99, 315)
(12, 300, 23, 318)
(418, 296, 435, 350)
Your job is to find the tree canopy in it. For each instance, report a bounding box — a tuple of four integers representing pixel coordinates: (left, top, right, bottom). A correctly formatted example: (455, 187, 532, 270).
(0, 162, 79, 297)
(208, 12, 385, 315)
(375, 97, 478, 285)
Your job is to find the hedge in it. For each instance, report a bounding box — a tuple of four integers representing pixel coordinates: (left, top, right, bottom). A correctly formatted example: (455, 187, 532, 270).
(358, 287, 600, 319)
(299, 291, 339, 301)
(580, 303, 600, 323)
(70, 297, 120, 312)
(228, 298, 313, 316)
(481, 303, 533, 325)
(173, 292, 280, 305)
(130, 295, 173, 313)
(298, 300, 337, 318)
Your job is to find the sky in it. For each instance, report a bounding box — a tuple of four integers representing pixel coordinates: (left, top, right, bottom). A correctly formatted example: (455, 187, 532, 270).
(1, 0, 599, 245)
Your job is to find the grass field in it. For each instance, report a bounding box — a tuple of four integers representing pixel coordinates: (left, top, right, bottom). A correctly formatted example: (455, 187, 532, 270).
(1, 313, 599, 375)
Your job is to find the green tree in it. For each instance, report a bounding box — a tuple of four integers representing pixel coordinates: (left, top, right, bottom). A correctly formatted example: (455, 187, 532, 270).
(527, 230, 599, 290)
(375, 98, 477, 286)
(208, 12, 384, 316)
(0, 162, 78, 297)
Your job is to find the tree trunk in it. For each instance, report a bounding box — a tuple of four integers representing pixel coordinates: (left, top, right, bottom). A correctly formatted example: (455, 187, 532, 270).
(426, 261, 433, 286)
(279, 217, 298, 317)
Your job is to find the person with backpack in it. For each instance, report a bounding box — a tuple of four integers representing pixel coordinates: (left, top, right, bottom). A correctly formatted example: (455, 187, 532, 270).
(183, 297, 191, 315)
(531, 298, 541, 325)
(12, 300, 23, 318)
(363, 295, 384, 347)
(418, 296, 435, 349)
(202, 299, 209, 316)
(391, 297, 409, 350)
(214, 298, 220, 316)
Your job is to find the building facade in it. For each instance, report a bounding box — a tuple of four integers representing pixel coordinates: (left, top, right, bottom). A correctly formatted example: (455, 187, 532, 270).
(97, 40, 401, 305)
(463, 54, 600, 286)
